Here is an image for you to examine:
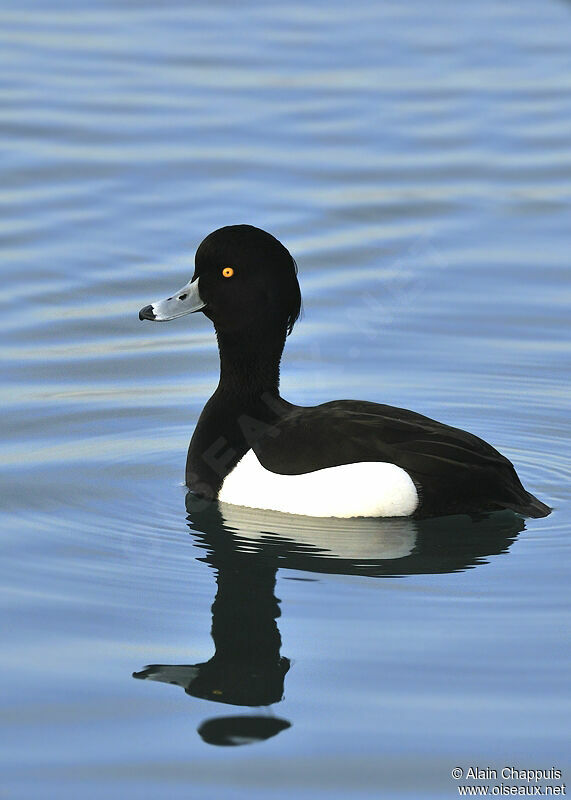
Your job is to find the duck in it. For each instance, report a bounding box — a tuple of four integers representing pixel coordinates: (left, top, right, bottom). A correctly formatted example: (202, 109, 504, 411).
(139, 224, 551, 520)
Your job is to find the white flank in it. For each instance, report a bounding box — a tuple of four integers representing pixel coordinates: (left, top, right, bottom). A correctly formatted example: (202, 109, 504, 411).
(218, 449, 419, 518)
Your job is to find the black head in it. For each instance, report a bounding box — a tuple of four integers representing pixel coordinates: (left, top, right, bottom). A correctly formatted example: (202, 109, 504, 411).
(139, 225, 301, 335)
(192, 225, 301, 335)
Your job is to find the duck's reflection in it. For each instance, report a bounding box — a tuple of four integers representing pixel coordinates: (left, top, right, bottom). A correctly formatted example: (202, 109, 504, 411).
(133, 496, 525, 745)
(134, 531, 289, 707)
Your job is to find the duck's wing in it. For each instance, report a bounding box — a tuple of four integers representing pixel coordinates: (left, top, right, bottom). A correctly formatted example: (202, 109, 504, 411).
(252, 400, 550, 518)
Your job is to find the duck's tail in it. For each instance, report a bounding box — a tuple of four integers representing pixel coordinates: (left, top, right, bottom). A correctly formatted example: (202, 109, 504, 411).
(507, 491, 552, 518)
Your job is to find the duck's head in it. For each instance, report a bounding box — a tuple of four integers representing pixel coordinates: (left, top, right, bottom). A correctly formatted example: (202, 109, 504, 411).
(139, 225, 301, 336)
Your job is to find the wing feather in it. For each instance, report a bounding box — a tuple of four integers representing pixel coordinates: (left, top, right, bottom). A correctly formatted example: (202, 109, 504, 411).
(252, 400, 535, 517)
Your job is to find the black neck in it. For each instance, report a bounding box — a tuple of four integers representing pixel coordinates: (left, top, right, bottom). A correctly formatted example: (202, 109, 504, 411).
(186, 323, 290, 496)
(216, 324, 286, 400)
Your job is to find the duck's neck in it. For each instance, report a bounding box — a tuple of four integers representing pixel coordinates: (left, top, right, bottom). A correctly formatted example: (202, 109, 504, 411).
(216, 324, 286, 401)
(186, 324, 290, 496)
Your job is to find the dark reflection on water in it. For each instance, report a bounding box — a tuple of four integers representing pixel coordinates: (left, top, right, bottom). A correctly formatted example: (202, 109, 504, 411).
(185, 493, 525, 578)
(198, 716, 292, 747)
(134, 519, 291, 707)
(133, 494, 525, 745)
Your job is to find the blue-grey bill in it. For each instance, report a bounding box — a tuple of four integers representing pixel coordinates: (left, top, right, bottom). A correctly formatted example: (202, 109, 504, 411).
(139, 277, 205, 321)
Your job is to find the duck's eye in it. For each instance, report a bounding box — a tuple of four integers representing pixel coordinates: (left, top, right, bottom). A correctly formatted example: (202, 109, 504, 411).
(222, 267, 234, 278)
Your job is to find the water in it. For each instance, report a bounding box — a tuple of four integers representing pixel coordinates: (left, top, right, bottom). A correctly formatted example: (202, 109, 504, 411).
(1, 1, 570, 797)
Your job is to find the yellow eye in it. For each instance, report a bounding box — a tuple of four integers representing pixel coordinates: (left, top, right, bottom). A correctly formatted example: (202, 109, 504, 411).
(222, 267, 234, 278)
